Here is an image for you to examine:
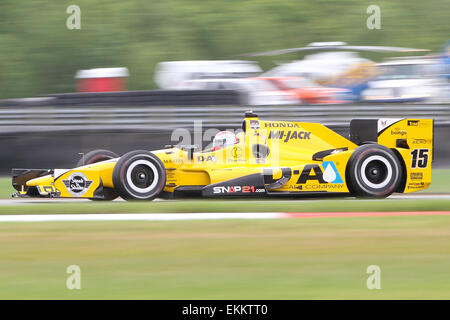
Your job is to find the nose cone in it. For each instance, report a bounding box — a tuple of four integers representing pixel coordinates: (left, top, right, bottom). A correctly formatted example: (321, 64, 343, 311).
(26, 174, 54, 186)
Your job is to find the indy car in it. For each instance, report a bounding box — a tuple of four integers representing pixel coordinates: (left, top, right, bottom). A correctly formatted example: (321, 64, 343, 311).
(12, 112, 433, 201)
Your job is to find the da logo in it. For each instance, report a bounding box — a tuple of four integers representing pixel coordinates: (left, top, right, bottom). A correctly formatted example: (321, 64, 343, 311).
(197, 155, 217, 162)
(322, 161, 343, 184)
(63, 172, 93, 196)
(297, 162, 343, 184)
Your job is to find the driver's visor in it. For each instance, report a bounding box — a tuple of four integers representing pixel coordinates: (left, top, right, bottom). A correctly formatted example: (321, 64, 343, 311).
(214, 138, 227, 147)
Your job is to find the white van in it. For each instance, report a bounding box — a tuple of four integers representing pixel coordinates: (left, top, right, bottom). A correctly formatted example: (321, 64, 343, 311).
(154, 60, 262, 89)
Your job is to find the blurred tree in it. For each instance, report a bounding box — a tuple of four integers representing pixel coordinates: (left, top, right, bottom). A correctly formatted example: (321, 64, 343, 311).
(0, 0, 448, 98)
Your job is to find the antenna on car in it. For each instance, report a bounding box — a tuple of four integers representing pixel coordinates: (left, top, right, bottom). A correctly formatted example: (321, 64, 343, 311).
(245, 110, 258, 118)
(78, 152, 85, 166)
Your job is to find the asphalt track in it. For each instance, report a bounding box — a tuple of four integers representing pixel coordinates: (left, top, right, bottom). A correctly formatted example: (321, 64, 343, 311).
(1, 193, 450, 205)
(0, 211, 449, 222)
(0, 193, 449, 222)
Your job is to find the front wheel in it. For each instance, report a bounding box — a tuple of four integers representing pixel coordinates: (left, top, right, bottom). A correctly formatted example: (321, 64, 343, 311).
(76, 149, 119, 201)
(346, 144, 402, 198)
(112, 150, 166, 201)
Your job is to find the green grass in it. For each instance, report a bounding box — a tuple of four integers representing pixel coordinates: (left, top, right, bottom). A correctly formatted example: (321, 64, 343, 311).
(0, 176, 15, 199)
(422, 168, 450, 193)
(0, 216, 449, 299)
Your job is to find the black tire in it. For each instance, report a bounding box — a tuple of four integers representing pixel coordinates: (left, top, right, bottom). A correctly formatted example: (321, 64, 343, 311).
(112, 150, 166, 201)
(346, 144, 402, 198)
(76, 149, 119, 201)
(76, 149, 119, 167)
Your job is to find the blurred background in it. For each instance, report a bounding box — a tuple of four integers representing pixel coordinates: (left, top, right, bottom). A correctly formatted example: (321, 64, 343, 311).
(0, 0, 449, 173)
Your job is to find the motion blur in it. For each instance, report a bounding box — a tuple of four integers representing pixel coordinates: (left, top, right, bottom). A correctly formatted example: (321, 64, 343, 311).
(1, 0, 450, 303)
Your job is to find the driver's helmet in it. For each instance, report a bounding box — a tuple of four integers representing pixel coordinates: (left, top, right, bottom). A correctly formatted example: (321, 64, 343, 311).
(212, 131, 237, 151)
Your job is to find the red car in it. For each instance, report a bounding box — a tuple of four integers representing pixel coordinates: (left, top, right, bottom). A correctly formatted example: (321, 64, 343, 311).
(254, 76, 351, 104)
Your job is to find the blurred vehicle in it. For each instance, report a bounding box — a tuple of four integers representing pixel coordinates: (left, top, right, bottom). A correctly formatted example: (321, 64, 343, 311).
(154, 60, 262, 89)
(442, 40, 450, 81)
(264, 51, 376, 101)
(184, 78, 297, 105)
(12, 112, 434, 201)
(245, 42, 429, 101)
(435, 41, 450, 102)
(361, 58, 442, 103)
(75, 67, 129, 92)
(255, 76, 352, 104)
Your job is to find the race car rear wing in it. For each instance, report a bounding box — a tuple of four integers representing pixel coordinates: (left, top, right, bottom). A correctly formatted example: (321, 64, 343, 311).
(350, 118, 434, 193)
(350, 118, 434, 162)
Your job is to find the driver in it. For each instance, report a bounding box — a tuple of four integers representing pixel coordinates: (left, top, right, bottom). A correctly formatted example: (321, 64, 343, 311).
(212, 131, 237, 151)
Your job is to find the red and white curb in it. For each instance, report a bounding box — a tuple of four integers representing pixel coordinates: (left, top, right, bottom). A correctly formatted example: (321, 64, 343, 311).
(0, 211, 449, 222)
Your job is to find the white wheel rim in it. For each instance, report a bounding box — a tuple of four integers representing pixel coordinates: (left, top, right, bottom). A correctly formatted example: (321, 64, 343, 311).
(360, 155, 392, 189)
(126, 159, 159, 193)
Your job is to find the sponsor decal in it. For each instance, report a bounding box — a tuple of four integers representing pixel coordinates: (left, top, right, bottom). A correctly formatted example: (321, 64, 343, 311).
(62, 172, 93, 197)
(391, 127, 407, 136)
(296, 162, 343, 185)
(36, 185, 59, 196)
(250, 120, 260, 129)
(264, 122, 300, 128)
(321, 161, 344, 183)
(412, 138, 430, 145)
(268, 130, 311, 142)
(377, 118, 401, 132)
(163, 159, 183, 164)
(265, 162, 343, 188)
(197, 155, 217, 162)
(42, 186, 55, 193)
(410, 172, 423, 180)
(213, 186, 265, 194)
(407, 182, 425, 190)
(263, 167, 292, 188)
(297, 164, 325, 184)
(304, 184, 344, 190)
(227, 159, 246, 163)
(283, 185, 303, 190)
(232, 146, 242, 158)
(407, 120, 419, 126)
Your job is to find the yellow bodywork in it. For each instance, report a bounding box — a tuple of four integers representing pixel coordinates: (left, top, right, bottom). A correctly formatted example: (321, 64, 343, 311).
(377, 119, 433, 192)
(21, 115, 433, 198)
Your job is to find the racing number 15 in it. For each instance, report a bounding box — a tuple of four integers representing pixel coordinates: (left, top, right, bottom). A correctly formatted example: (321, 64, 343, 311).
(411, 149, 429, 168)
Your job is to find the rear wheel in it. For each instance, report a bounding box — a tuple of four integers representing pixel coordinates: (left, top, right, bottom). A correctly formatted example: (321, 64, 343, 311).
(112, 150, 166, 201)
(346, 144, 402, 198)
(76, 149, 119, 201)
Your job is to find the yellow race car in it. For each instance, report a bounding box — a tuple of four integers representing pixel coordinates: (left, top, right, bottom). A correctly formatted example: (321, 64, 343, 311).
(12, 111, 433, 201)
